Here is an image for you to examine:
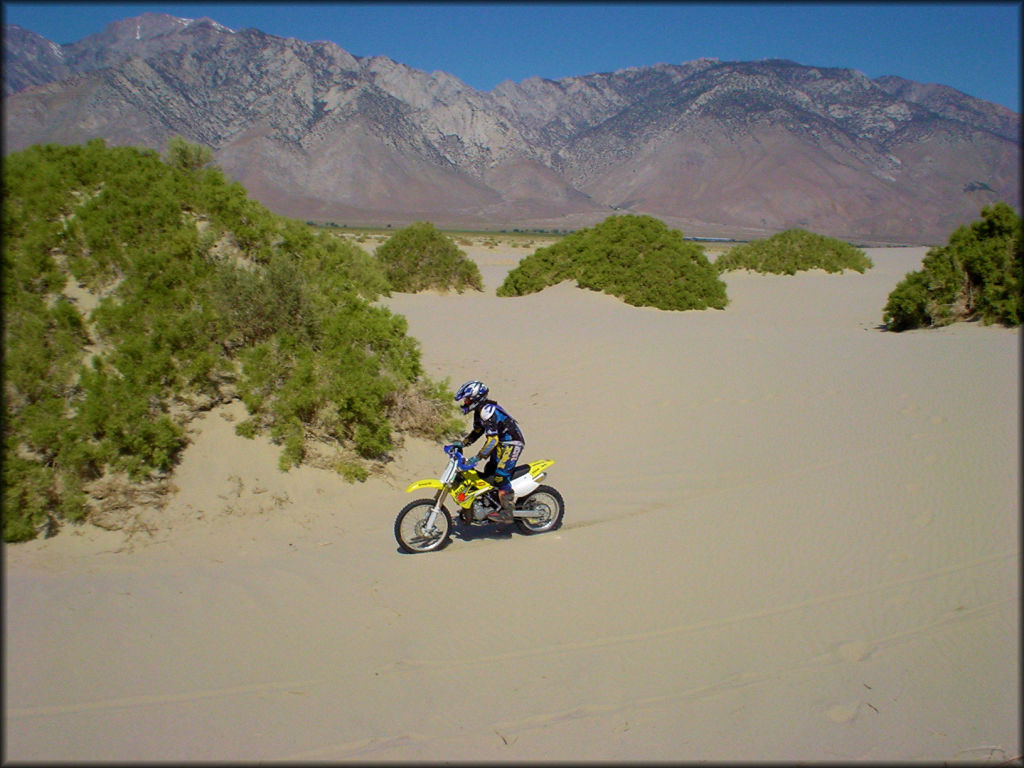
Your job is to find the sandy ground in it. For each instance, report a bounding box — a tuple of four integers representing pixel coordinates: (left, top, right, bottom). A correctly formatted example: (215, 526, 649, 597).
(4, 243, 1020, 762)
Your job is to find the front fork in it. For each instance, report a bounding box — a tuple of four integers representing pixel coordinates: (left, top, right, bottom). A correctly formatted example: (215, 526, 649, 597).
(423, 486, 451, 530)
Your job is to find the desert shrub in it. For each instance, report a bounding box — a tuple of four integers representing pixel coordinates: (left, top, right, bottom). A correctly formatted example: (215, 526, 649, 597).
(882, 272, 932, 332)
(338, 461, 369, 483)
(163, 134, 213, 171)
(385, 376, 465, 441)
(883, 203, 1022, 331)
(715, 229, 873, 275)
(375, 221, 483, 293)
(293, 227, 390, 305)
(211, 254, 316, 347)
(3, 139, 454, 541)
(497, 214, 728, 311)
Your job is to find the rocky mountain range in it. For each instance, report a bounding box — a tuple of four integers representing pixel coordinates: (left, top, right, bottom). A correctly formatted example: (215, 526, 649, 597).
(4, 12, 1020, 244)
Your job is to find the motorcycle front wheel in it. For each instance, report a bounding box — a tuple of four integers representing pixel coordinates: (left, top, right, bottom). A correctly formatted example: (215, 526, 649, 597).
(395, 499, 453, 553)
(514, 485, 565, 535)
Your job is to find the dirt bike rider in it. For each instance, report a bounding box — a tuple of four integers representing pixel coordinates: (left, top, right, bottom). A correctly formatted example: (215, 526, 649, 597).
(451, 380, 524, 524)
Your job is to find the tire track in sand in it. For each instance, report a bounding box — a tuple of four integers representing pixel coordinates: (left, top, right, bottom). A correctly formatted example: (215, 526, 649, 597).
(8, 550, 1014, 722)
(379, 548, 1016, 672)
(278, 593, 1014, 760)
(6, 677, 321, 719)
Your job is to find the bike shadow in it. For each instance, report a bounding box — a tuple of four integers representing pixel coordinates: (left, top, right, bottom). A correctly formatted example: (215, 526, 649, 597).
(394, 520, 519, 555)
(451, 521, 515, 544)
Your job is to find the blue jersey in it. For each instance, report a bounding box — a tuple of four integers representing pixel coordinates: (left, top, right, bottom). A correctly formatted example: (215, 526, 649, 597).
(465, 399, 524, 446)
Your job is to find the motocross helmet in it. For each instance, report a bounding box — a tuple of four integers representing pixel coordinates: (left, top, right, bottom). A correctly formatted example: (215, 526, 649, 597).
(454, 380, 488, 414)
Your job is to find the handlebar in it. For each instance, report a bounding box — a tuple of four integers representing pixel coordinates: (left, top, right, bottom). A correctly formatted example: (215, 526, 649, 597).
(444, 444, 477, 472)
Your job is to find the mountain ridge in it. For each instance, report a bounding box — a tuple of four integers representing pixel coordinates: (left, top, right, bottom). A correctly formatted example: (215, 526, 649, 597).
(4, 13, 1019, 244)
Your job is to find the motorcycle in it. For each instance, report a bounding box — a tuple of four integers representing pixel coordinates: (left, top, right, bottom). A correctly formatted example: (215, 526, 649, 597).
(394, 444, 565, 553)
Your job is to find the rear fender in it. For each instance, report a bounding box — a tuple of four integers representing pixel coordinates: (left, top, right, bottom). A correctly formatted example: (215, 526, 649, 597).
(528, 459, 554, 475)
(511, 459, 555, 497)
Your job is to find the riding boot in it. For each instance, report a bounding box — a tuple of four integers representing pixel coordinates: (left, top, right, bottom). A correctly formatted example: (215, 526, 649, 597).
(487, 489, 515, 524)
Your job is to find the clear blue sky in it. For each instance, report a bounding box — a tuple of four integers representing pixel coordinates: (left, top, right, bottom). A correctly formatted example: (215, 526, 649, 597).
(3, 2, 1020, 111)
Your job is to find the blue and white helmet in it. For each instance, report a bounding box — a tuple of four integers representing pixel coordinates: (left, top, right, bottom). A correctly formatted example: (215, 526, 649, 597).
(454, 380, 488, 414)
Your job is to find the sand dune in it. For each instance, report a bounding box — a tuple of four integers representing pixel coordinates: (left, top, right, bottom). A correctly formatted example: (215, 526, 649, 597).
(4, 245, 1020, 762)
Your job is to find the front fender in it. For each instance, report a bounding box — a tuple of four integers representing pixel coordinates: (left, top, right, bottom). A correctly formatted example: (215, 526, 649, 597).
(405, 479, 444, 493)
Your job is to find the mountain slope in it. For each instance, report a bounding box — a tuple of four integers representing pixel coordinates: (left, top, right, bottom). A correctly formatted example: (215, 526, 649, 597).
(4, 14, 1019, 243)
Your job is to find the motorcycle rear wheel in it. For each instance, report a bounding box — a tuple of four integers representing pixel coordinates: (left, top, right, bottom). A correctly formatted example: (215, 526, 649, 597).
(395, 499, 452, 553)
(514, 485, 565, 535)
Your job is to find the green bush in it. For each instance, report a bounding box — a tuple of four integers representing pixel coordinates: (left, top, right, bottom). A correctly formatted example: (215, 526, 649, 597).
(715, 229, 873, 275)
(374, 221, 483, 293)
(163, 134, 213, 171)
(3, 139, 455, 541)
(883, 203, 1022, 330)
(497, 214, 728, 311)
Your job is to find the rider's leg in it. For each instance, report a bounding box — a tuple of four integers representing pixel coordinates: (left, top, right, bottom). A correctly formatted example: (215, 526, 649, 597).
(487, 441, 523, 523)
(481, 453, 498, 481)
(487, 483, 516, 528)
(498, 483, 515, 514)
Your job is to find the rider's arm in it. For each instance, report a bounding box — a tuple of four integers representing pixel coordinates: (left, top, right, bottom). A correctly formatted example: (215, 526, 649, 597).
(462, 424, 483, 446)
(471, 404, 500, 460)
(474, 433, 499, 461)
